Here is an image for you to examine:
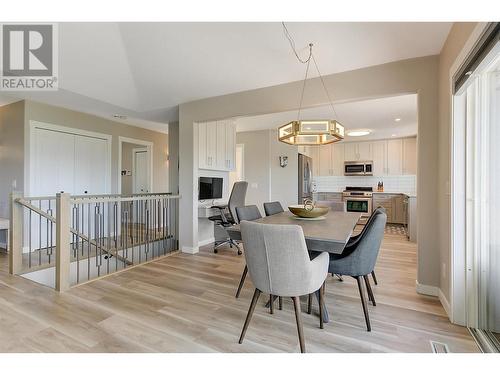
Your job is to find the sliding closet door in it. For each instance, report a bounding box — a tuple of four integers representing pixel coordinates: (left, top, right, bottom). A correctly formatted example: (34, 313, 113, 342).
(74, 135, 108, 195)
(33, 128, 76, 195)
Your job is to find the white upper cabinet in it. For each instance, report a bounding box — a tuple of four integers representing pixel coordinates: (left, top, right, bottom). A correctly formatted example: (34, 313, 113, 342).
(371, 140, 387, 176)
(198, 120, 236, 171)
(344, 143, 358, 161)
(318, 144, 333, 176)
(331, 143, 345, 176)
(402, 137, 417, 175)
(357, 142, 372, 161)
(386, 138, 403, 175)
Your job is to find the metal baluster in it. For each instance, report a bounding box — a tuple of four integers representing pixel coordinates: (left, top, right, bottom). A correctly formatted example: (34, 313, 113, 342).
(75, 204, 80, 284)
(145, 201, 150, 261)
(39, 200, 42, 266)
(114, 201, 118, 272)
(88, 203, 91, 281)
(47, 203, 53, 264)
(29, 209, 32, 268)
(107, 202, 110, 274)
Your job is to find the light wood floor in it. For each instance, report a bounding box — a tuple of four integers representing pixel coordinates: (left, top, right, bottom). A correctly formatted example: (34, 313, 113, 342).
(0, 229, 478, 352)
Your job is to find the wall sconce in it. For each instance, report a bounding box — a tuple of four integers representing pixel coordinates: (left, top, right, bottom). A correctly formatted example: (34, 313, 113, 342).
(279, 156, 288, 168)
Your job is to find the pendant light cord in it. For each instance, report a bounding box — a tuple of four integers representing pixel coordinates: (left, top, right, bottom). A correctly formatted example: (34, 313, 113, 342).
(282, 22, 340, 122)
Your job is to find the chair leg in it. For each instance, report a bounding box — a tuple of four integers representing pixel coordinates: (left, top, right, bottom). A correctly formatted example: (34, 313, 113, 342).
(235, 265, 248, 298)
(335, 274, 344, 282)
(307, 294, 312, 314)
(278, 296, 283, 310)
(371, 270, 378, 285)
(239, 288, 261, 344)
(355, 276, 371, 332)
(269, 295, 274, 314)
(318, 282, 325, 329)
(291, 296, 306, 353)
(364, 274, 376, 306)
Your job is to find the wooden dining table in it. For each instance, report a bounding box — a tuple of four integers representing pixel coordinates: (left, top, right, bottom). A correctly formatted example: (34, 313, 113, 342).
(227, 210, 361, 323)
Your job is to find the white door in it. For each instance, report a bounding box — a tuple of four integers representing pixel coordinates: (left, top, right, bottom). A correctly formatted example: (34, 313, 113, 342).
(225, 120, 236, 171)
(198, 122, 207, 169)
(74, 136, 108, 195)
(133, 150, 149, 194)
(206, 121, 217, 168)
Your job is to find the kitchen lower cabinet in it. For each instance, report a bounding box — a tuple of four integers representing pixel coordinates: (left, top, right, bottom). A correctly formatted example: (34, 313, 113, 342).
(372, 193, 406, 224)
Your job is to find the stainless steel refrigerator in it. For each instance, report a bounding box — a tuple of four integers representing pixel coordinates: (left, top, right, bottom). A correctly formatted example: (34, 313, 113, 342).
(298, 153, 313, 204)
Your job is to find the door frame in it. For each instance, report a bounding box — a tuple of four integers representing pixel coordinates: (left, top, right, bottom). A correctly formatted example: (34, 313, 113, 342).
(132, 147, 150, 194)
(27, 120, 112, 196)
(118, 136, 153, 195)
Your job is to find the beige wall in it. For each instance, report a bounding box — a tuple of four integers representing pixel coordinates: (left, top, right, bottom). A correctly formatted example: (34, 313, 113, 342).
(180, 55, 441, 289)
(437, 23, 478, 302)
(23, 100, 169, 195)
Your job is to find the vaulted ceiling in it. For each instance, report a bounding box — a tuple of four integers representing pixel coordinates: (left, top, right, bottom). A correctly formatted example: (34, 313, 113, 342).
(0, 22, 452, 131)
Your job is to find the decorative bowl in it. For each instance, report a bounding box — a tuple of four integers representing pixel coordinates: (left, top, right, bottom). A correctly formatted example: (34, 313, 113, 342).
(288, 204, 330, 218)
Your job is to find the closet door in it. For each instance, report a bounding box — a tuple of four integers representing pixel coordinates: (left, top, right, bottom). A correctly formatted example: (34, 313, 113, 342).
(74, 136, 108, 195)
(33, 127, 76, 195)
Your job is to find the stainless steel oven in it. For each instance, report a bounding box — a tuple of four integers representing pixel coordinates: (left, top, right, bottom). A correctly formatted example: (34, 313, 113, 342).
(344, 161, 373, 176)
(343, 186, 373, 224)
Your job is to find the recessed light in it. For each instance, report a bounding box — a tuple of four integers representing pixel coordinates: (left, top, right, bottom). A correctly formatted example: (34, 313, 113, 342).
(394, 118, 401, 122)
(113, 114, 127, 120)
(347, 130, 371, 137)
(391, 134, 397, 137)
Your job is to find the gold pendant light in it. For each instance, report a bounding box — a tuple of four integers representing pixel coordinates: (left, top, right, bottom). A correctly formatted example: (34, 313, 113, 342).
(278, 24, 345, 146)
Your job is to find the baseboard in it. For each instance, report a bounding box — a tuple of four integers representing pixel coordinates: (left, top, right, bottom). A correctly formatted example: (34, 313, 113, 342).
(198, 237, 215, 247)
(415, 280, 439, 296)
(181, 245, 199, 254)
(439, 288, 451, 318)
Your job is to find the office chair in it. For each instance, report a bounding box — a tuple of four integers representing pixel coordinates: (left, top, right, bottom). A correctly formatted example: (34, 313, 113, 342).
(208, 181, 248, 254)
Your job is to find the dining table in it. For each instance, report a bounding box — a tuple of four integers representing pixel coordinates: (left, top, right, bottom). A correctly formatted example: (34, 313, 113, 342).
(227, 210, 361, 323)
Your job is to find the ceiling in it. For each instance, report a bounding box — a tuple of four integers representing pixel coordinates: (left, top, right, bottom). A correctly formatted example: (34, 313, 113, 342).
(235, 94, 418, 141)
(0, 22, 450, 131)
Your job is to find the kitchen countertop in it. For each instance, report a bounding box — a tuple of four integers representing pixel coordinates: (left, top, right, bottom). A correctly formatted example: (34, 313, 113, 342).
(315, 191, 417, 198)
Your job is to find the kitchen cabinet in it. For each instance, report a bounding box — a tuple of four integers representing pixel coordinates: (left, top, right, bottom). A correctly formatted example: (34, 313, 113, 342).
(371, 140, 387, 176)
(331, 143, 345, 176)
(403, 137, 417, 175)
(372, 193, 406, 224)
(386, 138, 403, 175)
(344, 143, 358, 161)
(198, 120, 236, 171)
(358, 142, 372, 161)
(318, 144, 333, 176)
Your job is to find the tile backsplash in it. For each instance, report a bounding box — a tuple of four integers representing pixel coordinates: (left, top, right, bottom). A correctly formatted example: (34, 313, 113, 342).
(312, 175, 416, 194)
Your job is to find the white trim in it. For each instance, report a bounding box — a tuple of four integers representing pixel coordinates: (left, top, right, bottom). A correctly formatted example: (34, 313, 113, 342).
(132, 147, 151, 194)
(181, 245, 199, 254)
(27, 120, 112, 196)
(449, 23, 489, 326)
(198, 237, 215, 247)
(415, 280, 439, 296)
(439, 288, 451, 318)
(118, 136, 154, 194)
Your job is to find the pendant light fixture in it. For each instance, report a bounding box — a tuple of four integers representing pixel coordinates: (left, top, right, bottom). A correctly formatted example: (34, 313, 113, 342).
(278, 23, 345, 146)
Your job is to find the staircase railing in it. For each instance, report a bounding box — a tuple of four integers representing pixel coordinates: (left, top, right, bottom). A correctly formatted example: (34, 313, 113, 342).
(9, 192, 180, 291)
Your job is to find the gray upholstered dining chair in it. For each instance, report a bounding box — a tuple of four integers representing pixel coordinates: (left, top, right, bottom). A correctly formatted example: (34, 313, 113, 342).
(263, 201, 284, 216)
(238, 221, 329, 353)
(328, 211, 387, 332)
(234, 205, 262, 299)
(208, 181, 248, 254)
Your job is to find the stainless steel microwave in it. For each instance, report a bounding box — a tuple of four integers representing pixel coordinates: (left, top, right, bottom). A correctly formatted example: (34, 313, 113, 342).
(344, 161, 373, 176)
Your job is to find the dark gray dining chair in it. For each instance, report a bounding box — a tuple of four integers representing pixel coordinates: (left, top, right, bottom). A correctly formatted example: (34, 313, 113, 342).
(209, 181, 248, 254)
(263, 201, 284, 216)
(238, 221, 329, 353)
(328, 211, 387, 332)
(234, 205, 262, 299)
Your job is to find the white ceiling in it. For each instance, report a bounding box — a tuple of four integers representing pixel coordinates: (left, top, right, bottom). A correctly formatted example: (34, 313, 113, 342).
(0, 22, 451, 131)
(235, 94, 418, 141)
